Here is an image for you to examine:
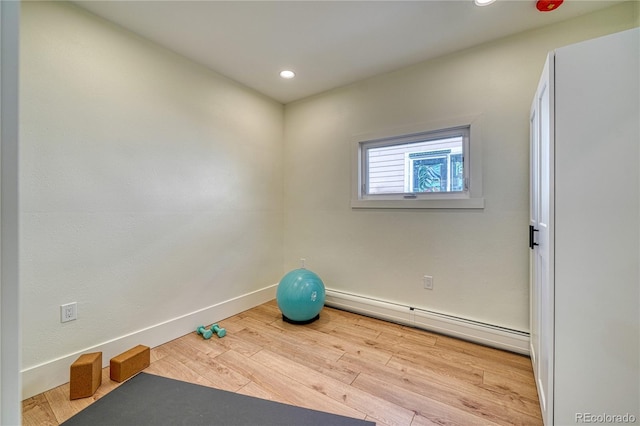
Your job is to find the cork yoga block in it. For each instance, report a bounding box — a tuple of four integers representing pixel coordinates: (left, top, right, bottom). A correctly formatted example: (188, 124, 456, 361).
(70, 352, 102, 400)
(110, 345, 150, 382)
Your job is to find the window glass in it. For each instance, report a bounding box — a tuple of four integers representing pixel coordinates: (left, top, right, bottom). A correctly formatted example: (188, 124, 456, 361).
(364, 128, 468, 196)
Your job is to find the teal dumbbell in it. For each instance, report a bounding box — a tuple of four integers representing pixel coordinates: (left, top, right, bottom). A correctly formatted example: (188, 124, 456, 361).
(196, 326, 213, 340)
(211, 323, 226, 338)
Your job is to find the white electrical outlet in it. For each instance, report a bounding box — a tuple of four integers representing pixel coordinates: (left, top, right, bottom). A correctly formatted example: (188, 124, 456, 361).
(60, 302, 77, 323)
(423, 275, 433, 290)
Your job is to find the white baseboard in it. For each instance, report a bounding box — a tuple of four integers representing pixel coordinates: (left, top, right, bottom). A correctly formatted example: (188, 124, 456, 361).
(324, 289, 530, 355)
(24, 285, 529, 399)
(21, 284, 277, 400)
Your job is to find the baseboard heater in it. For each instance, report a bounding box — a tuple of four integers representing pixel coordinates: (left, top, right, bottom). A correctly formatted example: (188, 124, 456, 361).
(324, 289, 530, 355)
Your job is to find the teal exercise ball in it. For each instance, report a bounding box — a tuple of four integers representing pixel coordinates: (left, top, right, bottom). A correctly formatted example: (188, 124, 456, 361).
(276, 268, 326, 324)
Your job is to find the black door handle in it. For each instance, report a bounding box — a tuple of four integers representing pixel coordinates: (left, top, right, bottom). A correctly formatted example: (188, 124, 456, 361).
(529, 225, 539, 249)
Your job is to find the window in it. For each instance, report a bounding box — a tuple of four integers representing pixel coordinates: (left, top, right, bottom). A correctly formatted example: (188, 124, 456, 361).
(352, 118, 484, 209)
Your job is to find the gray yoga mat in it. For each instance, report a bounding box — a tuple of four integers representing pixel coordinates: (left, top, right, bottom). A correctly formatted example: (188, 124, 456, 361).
(62, 372, 374, 426)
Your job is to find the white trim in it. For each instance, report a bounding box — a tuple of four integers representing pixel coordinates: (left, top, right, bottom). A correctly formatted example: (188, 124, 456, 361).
(350, 196, 485, 209)
(324, 289, 530, 355)
(21, 284, 277, 399)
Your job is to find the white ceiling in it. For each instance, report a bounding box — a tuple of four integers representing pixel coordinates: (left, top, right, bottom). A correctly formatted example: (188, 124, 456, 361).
(73, 0, 623, 104)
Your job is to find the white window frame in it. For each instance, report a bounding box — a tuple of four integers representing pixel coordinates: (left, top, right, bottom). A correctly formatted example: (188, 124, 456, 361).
(351, 116, 484, 209)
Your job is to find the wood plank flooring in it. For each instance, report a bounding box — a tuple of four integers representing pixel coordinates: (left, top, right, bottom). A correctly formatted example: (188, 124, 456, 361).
(22, 300, 542, 425)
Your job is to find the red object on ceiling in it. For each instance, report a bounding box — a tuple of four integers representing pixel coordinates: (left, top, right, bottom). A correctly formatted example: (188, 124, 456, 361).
(536, 0, 563, 12)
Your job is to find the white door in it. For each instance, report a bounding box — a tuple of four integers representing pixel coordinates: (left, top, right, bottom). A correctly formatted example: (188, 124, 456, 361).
(529, 89, 540, 369)
(530, 54, 554, 426)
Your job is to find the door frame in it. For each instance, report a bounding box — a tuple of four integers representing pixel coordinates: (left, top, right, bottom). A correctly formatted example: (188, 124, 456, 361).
(1, 1, 21, 424)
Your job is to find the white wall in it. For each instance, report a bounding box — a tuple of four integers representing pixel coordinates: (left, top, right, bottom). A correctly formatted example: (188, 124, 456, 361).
(283, 3, 639, 332)
(553, 27, 639, 424)
(20, 1, 283, 397)
(1, 1, 21, 423)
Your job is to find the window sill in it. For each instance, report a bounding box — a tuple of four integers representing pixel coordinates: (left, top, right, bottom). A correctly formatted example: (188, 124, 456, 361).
(351, 197, 485, 209)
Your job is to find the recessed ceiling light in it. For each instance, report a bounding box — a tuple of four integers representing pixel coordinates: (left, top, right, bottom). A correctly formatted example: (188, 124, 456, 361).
(279, 70, 296, 79)
(474, 0, 497, 5)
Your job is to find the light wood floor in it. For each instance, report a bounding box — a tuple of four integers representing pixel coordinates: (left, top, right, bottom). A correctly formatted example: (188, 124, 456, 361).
(22, 300, 542, 425)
